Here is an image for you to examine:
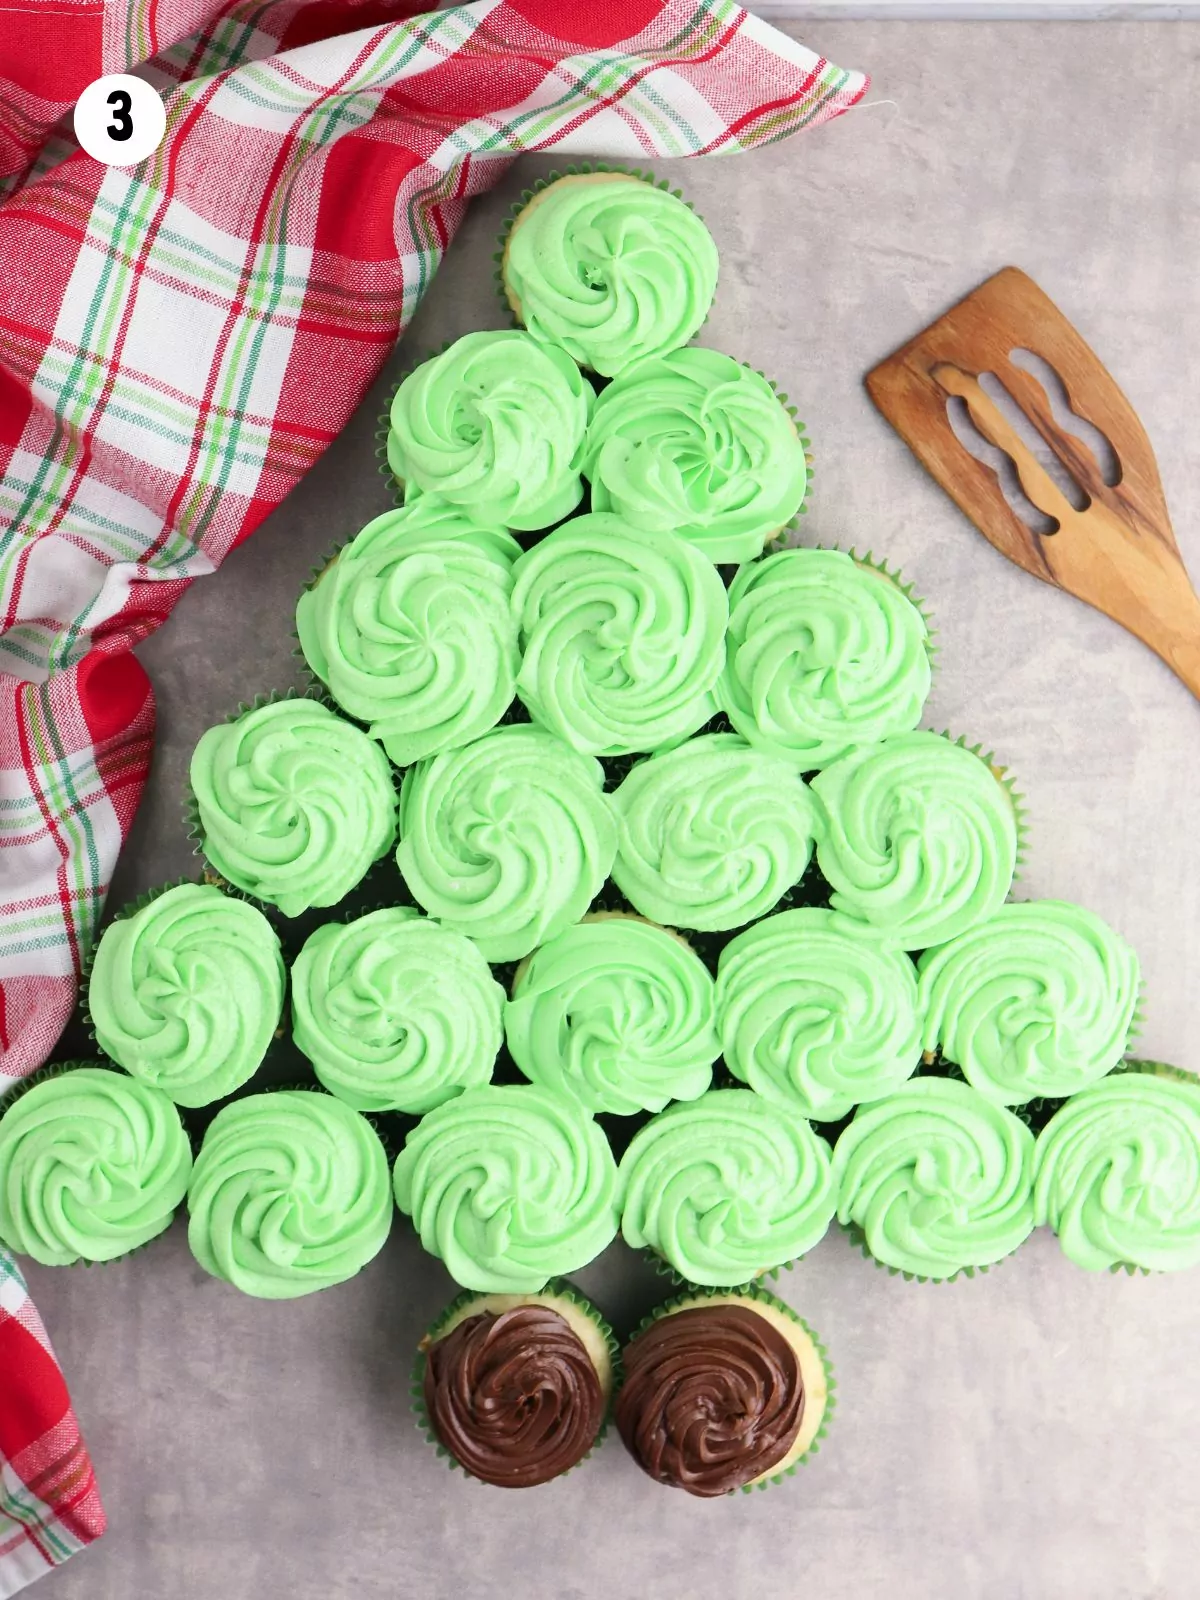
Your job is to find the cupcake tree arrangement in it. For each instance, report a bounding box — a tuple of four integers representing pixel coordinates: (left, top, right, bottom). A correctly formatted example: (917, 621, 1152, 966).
(2, 168, 1198, 1501)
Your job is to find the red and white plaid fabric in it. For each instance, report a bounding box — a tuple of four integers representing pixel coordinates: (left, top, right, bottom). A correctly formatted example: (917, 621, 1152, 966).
(0, 1, 864, 1589)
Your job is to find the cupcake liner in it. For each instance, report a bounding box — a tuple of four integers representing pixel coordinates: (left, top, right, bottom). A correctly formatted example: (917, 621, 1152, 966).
(492, 163, 713, 348)
(410, 1277, 621, 1483)
(641, 1245, 793, 1293)
(840, 1219, 1004, 1285)
(932, 729, 1030, 877)
(625, 1284, 836, 1491)
(374, 340, 456, 505)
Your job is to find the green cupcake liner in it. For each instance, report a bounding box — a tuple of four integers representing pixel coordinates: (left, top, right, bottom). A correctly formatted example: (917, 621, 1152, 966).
(641, 1244, 794, 1294)
(374, 340, 456, 505)
(624, 1283, 836, 1491)
(491, 163, 714, 356)
(931, 728, 1030, 877)
(840, 1219, 1006, 1285)
(410, 1277, 621, 1484)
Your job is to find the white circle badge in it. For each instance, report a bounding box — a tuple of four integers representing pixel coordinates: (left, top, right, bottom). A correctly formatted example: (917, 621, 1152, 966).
(74, 74, 166, 167)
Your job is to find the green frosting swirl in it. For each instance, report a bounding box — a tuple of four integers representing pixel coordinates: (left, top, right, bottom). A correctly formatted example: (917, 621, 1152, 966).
(387, 331, 594, 531)
(716, 908, 922, 1121)
(617, 1088, 836, 1287)
(502, 173, 718, 379)
(583, 347, 808, 564)
(187, 1090, 392, 1299)
(832, 1077, 1036, 1279)
(505, 915, 719, 1116)
(396, 725, 616, 962)
(812, 732, 1019, 951)
(511, 513, 728, 756)
(610, 733, 822, 933)
(292, 907, 504, 1115)
(1033, 1067, 1200, 1272)
(88, 883, 285, 1108)
(190, 699, 397, 918)
(393, 1083, 620, 1293)
(0, 1067, 191, 1266)
(296, 501, 521, 767)
(718, 549, 932, 768)
(917, 900, 1140, 1105)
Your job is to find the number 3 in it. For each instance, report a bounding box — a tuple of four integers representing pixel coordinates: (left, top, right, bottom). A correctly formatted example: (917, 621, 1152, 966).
(107, 89, 133, 143)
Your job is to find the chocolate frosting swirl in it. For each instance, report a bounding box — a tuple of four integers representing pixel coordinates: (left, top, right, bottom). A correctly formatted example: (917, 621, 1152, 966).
(423, 1307, 605, 1488)
(616, 1305, 804, 1497)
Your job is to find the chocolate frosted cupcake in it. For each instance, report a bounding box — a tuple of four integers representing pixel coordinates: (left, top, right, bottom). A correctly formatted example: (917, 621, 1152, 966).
(0, 1065, 192, 1266)
(296, 502, 521, 767)
(189, 697, 398, 918)
(1033, 1062, 1200, 1273)
(499, 170, 718, 378)
(187, 1088, 392, 1299)
(394, 1083, 620, 1292)
(385, 331, 594, 532)
(505, 913, 719, 1116)
(396, 725, 616, 962)
(615, 1287, 833, 1496)
(718, 548, 933, 769)
(832, 1077, 1036, 1281)
(292, 907, 504, 1114)
(618, 1088, 836, 1287)
(917, 899, 1141, 1105)
(510, 513, 728, 757)
(87, 881, 284, 1108)
(812, 731, 1022, 951)
(582, 347, 809, 565)
(609, 734, 823, 934)
(415, 1281, 618, 1488)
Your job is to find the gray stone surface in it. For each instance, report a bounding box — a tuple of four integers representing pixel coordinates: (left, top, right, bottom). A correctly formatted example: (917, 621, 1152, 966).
(25, 21, 1200, 1600)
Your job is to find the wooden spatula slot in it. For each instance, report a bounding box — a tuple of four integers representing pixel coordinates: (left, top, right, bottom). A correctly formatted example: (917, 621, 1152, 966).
(866, 266, 1200, 701)
(944, 392, 1060, 536)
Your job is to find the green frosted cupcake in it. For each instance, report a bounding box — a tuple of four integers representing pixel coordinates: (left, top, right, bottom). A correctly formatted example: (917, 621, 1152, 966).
(296, 501, 521, 766)
(917, 899, 1141, 1105)
(189, 698, 398, 918)
(716, 908, 922, 1121)
(0, 1066, 191, 1265)
(609, 733, 822, 933)
(499, 170, 718, 379)
(499, 171, 720, 377)
(1033, 1063, 1200, 1273)
(832, 1077, 1036, 1281)
(718, 548, 933, 769)
(87, 882, 284, 1108)
(393, 1083, 620, 1293)
(618, 1088, 836, 1287)
(812, 731, 1022, 951)
(187, 1088, 392, 1299)
(615, 1286, 833, 1496)
(582, 347, 809, 565)
(385, 330, 594, 531)
(291, 907, 504, 1114)
(396, 725, 616, 962)
(505, 913, 719, 1116)
(414, 1280, 618, 1488)
(510, 513, 728, 756)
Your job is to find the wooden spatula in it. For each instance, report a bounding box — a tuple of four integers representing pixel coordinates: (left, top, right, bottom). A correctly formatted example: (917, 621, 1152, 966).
(865, 266, 1200, 700)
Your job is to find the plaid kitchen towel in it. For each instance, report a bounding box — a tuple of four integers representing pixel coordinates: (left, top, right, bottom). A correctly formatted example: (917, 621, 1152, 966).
(0, 1254, 104, 1599)
(0, 0, 865, 1588)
